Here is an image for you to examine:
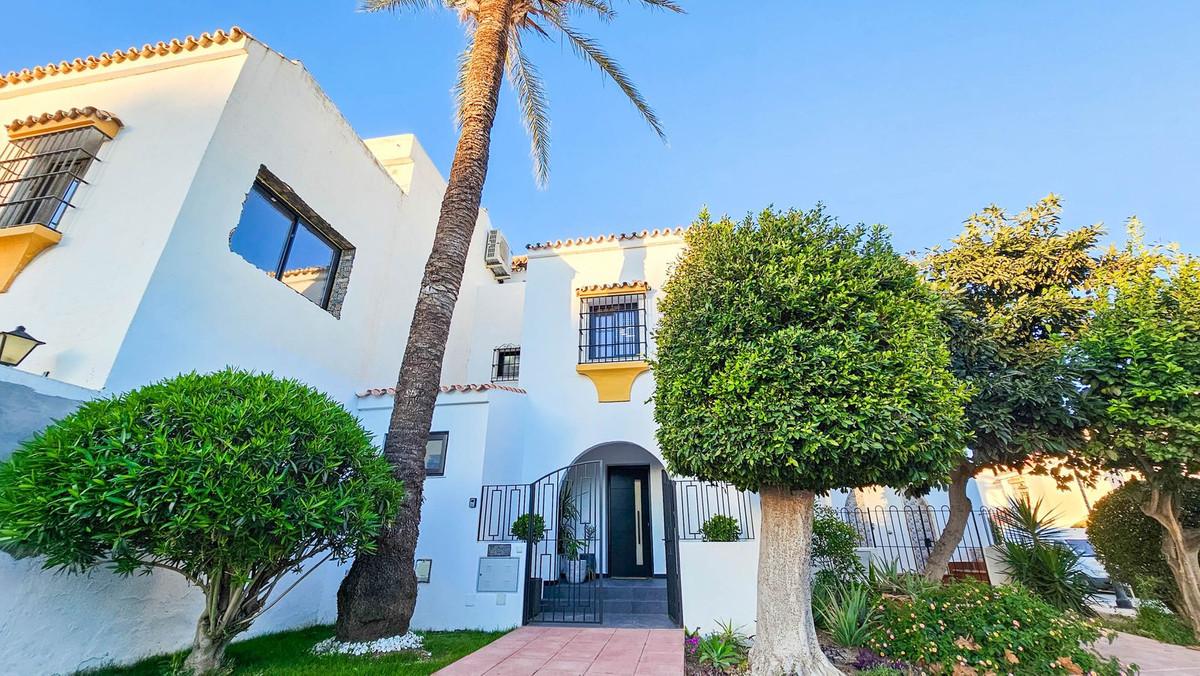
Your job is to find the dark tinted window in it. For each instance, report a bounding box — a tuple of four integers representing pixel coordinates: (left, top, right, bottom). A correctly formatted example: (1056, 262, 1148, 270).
(230, 183, 340, 309)
(425, 432, 449, 476)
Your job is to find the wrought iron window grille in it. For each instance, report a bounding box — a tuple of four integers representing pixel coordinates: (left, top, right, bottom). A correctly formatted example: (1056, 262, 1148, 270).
(578, 292, 647, 364)
(492, 345, 521, 382)
(0, 126, 108, 230)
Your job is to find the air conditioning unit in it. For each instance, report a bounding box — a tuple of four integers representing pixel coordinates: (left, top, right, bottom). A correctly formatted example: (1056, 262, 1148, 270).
(484, 229, 512, 280)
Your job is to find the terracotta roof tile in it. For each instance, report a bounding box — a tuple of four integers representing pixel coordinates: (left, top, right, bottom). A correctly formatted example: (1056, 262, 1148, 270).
(357, 383, 527, 397)
(526, 227, 686, 251)
(0, 28, 250, 90)
(576, 280, 649, 295)
(6, 107, 123, 136)
(510, 255, 528, 271)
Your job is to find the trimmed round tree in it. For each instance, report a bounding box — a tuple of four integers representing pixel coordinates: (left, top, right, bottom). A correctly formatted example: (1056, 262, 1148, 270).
(0, 369, 404, 674)
(1074, 236, 1200, 639)
(653, 207, 969, 674)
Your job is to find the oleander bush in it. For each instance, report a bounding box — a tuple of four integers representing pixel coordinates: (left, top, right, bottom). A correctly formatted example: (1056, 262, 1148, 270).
(869, 581, 1125, 675)
(0, 369, 404, 674)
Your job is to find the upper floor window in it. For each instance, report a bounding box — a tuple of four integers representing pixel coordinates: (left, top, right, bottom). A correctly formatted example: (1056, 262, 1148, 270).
(492, 345, 520, 382)
(229, 167, 355, 316)
(425, 431, 449, 476)
(0, 123, 111, 230)
(579, 291, 648, 364)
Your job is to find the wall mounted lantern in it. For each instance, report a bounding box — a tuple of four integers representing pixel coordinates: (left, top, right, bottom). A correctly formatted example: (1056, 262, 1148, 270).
(0, 326, 43, 367)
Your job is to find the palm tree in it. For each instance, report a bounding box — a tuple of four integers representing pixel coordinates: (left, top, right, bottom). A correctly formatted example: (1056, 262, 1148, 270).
(336, 0, 683, 641)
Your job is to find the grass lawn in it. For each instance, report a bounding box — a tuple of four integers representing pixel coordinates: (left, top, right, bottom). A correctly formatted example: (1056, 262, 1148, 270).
(83, 625, 507, 675)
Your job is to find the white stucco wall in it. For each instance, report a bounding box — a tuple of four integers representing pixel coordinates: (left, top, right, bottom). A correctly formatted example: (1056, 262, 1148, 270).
(679, 539, 760, 635)
(0, 35, 505, 674)
(356, 388, 527, 631)
(0, 41, 249, 390)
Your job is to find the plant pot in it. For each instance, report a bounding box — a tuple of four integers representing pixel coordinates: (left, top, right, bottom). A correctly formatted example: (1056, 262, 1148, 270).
(562, 558, 589, 584)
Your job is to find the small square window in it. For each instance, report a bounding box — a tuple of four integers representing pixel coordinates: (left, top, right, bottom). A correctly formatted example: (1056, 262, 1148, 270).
(415, 558, 432, 583)
(492, 346, 520, 382)
(425, 431, 449, 477)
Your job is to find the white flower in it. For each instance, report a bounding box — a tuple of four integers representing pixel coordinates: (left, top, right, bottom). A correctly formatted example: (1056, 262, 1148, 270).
(312, 632, 425, 656)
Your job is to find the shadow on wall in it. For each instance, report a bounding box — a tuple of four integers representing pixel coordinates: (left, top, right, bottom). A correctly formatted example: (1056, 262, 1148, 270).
(0, 379, 87, 460)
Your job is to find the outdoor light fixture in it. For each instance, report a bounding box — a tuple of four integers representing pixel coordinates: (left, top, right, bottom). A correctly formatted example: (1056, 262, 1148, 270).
(0, 326, 43, 367)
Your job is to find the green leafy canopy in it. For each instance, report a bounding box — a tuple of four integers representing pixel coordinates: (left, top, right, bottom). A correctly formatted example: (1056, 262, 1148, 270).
(0, 369, 404, 584)
(652, 206, 969, 492)
(921, 194, 1101, 472)
(1074, 232, 1200, 484)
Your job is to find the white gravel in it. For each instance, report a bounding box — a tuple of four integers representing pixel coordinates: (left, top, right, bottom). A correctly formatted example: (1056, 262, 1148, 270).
(312, 632, 425, 656)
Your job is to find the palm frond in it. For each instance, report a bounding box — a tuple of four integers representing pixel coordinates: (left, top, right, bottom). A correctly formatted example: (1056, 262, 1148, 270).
(505, 35, 552, 187)
(629, 0, 685, 12)
(567, 0, 617, 22)
(360, 0, 443, 13)
(549, 17, 667, 140)
(452, 45, 471, 130)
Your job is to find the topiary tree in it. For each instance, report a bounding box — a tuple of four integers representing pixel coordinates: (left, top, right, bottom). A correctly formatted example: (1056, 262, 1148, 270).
(1074, 231, 1200, 639)
(653, 207, 969, 674)
(0, 369, 404, 674)
(1087, 479, 1200, 607)
(918, 195, 1100, 581)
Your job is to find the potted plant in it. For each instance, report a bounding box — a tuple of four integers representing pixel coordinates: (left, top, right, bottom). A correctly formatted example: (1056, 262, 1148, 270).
(561, 525, 596, 584)
(510, 512, 546, 545)
(556, 479, 595, 583)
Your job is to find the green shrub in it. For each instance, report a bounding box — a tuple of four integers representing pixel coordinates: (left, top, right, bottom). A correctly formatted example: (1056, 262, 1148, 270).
(870, 581, 1123, 675)
(813, 505, 864, 583)
(699, 514, 740, 542)
(816, 581, 876, 647)
(1088, 479, 1200, 607)
(1101, 601, 1198, 647)
(510, 513, 546, 544)
(0, 369, 404, 674)
(865, 559, 937, 599)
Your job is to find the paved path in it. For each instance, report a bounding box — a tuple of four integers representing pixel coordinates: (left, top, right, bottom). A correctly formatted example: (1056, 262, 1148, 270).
(1093, 632, 1200, 674)
(434, 626, 683, 675)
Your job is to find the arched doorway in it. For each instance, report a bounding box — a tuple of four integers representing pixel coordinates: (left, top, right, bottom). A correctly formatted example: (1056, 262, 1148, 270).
(574, 442, 667, 580)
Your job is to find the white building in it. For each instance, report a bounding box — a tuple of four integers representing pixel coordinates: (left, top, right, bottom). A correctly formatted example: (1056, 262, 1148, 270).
(0, 27, 498, 674)
(0, 26, 1120, 675)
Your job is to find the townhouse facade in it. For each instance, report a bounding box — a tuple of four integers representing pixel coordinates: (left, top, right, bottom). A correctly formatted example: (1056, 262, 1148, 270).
(0, 27, 1120, 675)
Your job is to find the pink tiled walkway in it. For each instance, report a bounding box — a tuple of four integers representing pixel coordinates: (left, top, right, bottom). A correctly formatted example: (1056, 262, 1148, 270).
(435, 626, 684, 675)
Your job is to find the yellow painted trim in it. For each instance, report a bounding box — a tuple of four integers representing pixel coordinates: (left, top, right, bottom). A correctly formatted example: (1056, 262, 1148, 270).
(7, 114, 121, 141)
(577, 281, 649, 298)
(576, 361, 649, 403)
(0, 223, 62, 293)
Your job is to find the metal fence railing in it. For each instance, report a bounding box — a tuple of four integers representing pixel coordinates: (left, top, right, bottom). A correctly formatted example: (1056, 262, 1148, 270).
(835, 505, 999, 581)
(673, 480, 757, 541)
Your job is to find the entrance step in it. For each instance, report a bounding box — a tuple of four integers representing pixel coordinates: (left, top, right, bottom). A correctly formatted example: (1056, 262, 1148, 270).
(603, 598, 668, 615)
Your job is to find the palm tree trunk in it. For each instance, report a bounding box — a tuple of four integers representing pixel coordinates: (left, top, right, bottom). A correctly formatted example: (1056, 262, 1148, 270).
(1142, 485, 1200, 641)
(335, 0, 516, 642)
(923, 461, 973, 582)
(750, 487, 841, 676)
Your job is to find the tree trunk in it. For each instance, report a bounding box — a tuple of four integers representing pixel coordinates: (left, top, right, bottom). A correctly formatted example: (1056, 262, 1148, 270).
(750, 487, 841, 676)
(183, 615, 227, 675)
(334, 0, 516, 642)
(1141, 486, 1200, 641)
(923, 461, 973, 582)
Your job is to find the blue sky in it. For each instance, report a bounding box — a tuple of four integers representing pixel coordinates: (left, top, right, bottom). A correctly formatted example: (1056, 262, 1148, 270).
(3, 2, 1197, 254)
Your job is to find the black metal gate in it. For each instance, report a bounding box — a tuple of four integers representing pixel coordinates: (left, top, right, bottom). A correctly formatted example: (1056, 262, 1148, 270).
(522, 461, 603, 623)
(661, 472, 683, 627)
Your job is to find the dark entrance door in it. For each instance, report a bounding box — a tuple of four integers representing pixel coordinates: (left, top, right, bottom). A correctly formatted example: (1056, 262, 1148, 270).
(608, 465, 653, 578)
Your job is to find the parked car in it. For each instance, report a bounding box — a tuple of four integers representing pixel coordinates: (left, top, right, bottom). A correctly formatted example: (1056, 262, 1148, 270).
(1059, 528, 1111, 590)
